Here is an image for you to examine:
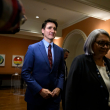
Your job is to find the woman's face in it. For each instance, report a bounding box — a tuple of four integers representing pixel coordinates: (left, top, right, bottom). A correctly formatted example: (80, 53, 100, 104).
(92, 34, 110, 57)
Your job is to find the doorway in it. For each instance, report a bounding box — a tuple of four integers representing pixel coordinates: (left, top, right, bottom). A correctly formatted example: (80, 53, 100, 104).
(62, 29, 87, 72)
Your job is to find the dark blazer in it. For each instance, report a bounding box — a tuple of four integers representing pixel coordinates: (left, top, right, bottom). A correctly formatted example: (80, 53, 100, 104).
(65, 54, 110, 110)
(21, 40, 64, 106)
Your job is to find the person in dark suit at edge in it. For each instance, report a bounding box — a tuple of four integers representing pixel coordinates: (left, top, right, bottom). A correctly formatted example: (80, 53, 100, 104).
(62, 48, 69, 110)
(63, 49, 70, 80)
(21, 19, 65, 110)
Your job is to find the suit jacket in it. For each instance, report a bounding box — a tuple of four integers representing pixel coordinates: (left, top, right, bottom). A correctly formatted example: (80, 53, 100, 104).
(65, 54, 110, 110)
(21, 40, 64, 105)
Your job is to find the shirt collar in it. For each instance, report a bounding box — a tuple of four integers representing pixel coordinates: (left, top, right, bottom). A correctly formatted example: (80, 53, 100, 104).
(43, 39, 53, 48)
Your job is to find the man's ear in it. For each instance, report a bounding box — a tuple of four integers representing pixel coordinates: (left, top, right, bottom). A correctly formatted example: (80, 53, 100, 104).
(42, 29, 44, 34)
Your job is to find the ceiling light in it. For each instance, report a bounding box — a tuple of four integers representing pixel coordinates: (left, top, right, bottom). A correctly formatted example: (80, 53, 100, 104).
(31, 31, 38, 33)
(36, 16, 39, 18)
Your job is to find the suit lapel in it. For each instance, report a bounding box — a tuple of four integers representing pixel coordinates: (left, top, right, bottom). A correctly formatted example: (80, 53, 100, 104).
(38, 40, 50, 68)
(86, 55, 108, 90)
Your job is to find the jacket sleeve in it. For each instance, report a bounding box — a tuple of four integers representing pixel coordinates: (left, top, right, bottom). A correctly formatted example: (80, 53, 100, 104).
(21, 45, 42, 96)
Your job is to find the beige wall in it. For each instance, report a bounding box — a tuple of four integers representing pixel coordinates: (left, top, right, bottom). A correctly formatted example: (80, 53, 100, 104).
(0, 36, 40, 74)
(59, 17, 110, 57)
(57, 17, 110, 47)
(62, 17, 110, 41)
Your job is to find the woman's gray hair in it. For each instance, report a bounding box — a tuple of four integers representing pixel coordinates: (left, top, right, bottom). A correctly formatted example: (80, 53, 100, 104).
(84, 29, 110, 55)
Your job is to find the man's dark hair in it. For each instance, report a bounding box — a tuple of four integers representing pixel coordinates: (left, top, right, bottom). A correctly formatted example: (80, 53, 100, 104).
(42, 19, 58, 29)
(63, 48, 70, 54)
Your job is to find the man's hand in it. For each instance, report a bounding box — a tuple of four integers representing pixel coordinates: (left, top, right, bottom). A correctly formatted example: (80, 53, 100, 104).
(39, 88, 52, 99)
(52, 88, 60, 98)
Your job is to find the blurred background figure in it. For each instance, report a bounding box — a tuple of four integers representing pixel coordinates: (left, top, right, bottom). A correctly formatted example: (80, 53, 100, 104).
(63, 48, 70, 80)
(65, 29, 110, 110)
(0, 0, 27, 34)
(62, 48, 69, 110)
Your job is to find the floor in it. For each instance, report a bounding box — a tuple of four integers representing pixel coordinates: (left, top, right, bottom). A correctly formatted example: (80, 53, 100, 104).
(0, 88, 63, 110)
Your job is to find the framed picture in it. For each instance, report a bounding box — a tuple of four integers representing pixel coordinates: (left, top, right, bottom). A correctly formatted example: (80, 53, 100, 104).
(0, 54, 5, 66)
(12, 55, 24, 67)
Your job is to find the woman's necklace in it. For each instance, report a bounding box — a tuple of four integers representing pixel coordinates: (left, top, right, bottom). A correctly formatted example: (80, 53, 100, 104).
(104, 62, 110, 79)
(96, 61, 110, 79)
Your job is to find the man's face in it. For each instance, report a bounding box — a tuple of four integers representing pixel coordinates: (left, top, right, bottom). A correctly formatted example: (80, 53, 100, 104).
(42, 22, 57, 42)
(64, 51, 69, 60)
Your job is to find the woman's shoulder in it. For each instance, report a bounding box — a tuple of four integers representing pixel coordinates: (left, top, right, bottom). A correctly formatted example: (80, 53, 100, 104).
(74, 54, 86, 60)
(73, 54, 92, 64)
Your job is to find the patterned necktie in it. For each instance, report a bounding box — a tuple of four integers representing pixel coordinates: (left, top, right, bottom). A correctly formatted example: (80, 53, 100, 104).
(48, 44, 52, 68)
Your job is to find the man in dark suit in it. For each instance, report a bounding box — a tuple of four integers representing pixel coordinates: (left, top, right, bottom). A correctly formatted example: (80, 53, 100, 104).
(21, 19, 65, 110)
(63, 49, 70, 80)
(62, 48, 69, 110)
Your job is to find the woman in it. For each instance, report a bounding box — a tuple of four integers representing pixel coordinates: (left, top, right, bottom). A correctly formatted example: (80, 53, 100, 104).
(65, 29, 110, 110)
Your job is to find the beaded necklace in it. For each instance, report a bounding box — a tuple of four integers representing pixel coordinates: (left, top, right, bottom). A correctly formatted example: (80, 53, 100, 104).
(104, 62, 110, 79)
(96, 62, 110, 79)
